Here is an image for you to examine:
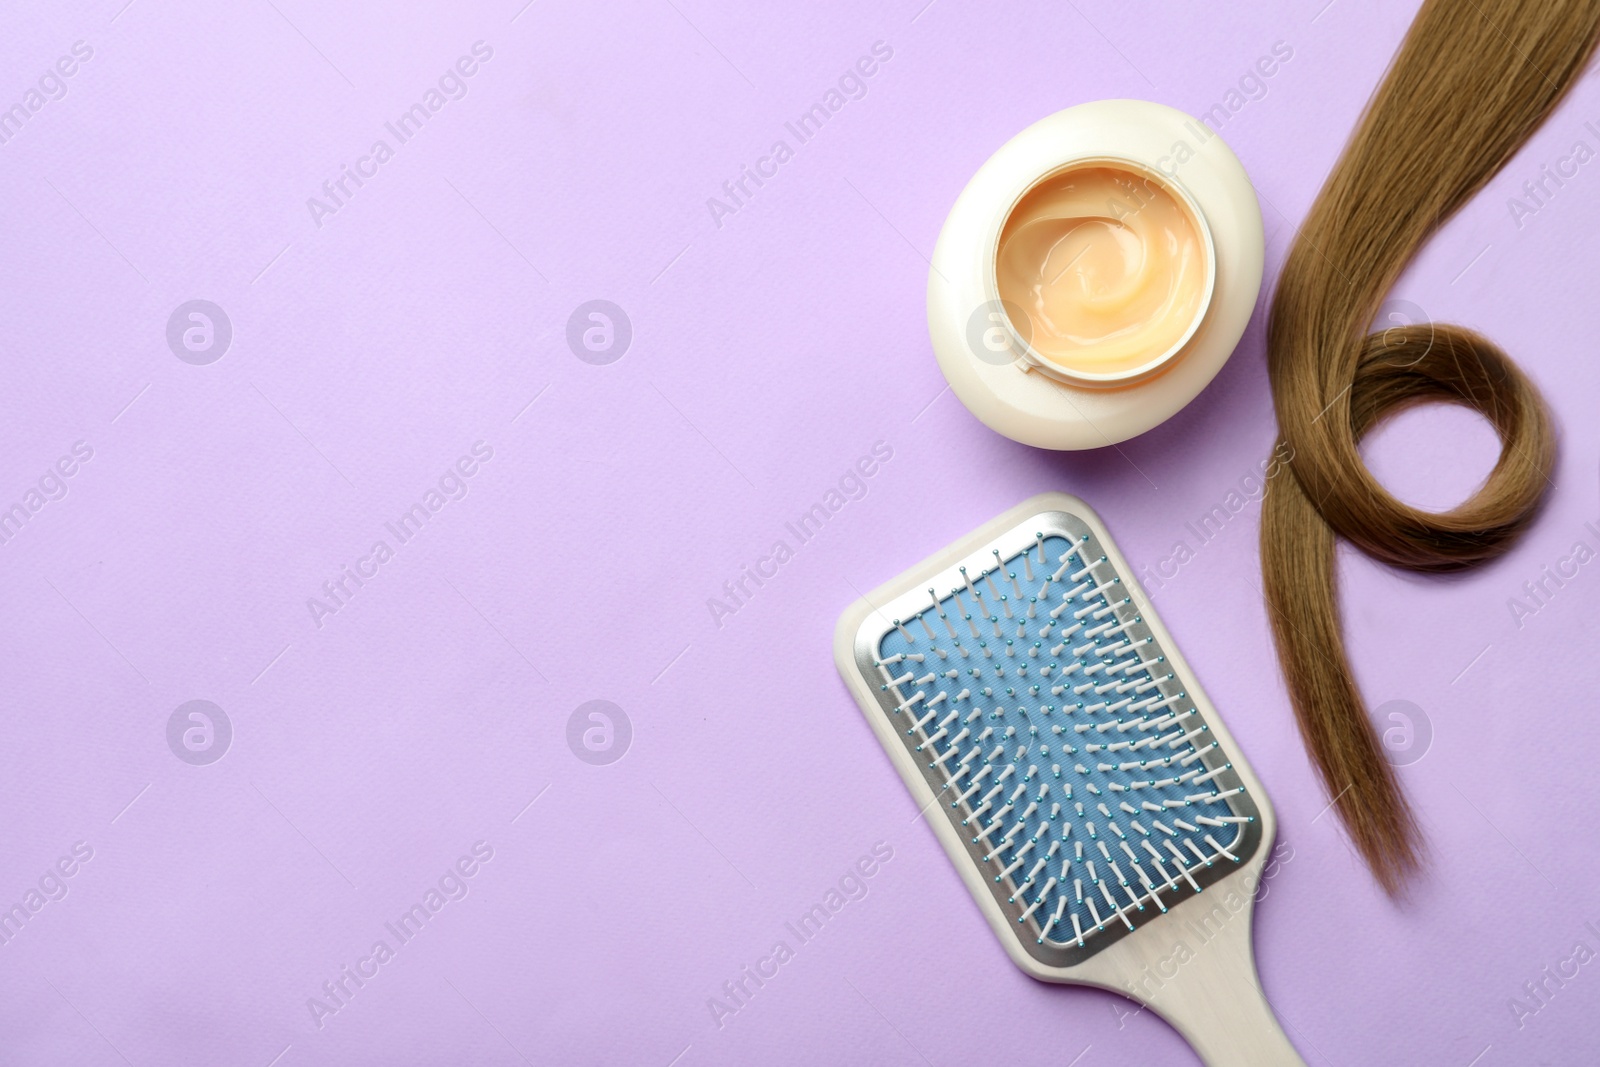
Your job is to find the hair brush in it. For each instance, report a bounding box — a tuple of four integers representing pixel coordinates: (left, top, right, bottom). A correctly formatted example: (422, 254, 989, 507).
(835, 493, 1304, 1066)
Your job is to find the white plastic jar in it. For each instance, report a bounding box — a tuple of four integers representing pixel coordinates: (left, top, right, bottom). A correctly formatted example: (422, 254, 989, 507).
(927, 100, 1265, 449)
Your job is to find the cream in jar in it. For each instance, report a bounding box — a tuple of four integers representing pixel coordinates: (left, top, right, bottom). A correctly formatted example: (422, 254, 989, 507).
(995, 163, 1210, 382)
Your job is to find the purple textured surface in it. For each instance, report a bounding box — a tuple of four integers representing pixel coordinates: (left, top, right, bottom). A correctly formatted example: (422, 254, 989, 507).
(2, 0, 1598, 1064)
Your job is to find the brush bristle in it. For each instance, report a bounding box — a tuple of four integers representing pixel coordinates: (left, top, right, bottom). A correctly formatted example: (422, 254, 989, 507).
(875, 531, 1251, 949)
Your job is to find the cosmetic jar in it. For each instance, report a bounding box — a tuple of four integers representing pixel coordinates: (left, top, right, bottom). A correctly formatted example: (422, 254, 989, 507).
(927, 100, 1264, 449)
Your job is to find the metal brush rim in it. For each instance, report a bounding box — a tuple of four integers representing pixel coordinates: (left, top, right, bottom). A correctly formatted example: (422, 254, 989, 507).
(849, 507, 1265, 969)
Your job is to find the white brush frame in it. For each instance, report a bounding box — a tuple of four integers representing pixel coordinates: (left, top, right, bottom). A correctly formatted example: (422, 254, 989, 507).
(835, 493, 1304, 1066)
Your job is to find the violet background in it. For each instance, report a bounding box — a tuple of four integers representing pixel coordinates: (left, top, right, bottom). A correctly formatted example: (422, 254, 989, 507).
(1, 0, 1597, 1063)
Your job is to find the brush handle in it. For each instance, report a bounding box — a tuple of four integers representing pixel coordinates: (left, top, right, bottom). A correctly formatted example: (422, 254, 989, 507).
(1127, 901, 1304, 1066)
